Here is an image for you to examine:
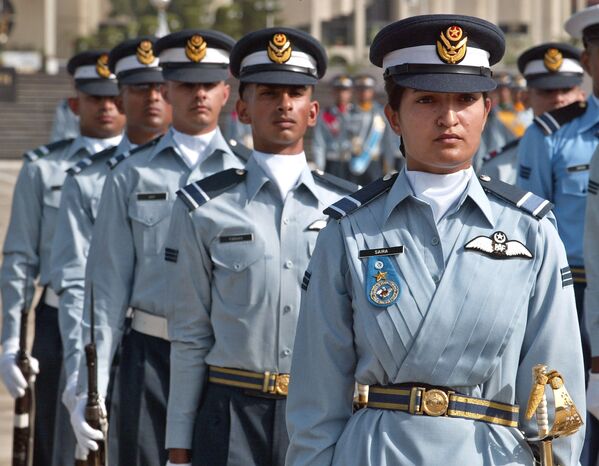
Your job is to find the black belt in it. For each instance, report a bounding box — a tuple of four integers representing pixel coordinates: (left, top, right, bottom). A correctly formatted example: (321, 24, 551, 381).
(367, 383, 519, 428)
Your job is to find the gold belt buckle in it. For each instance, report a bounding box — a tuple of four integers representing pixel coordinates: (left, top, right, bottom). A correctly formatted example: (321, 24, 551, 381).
(421, 388, 449, 416)
(274, 374, 289, 395)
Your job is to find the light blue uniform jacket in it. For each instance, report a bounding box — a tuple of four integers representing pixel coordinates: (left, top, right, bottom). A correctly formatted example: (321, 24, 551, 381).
(286, 169, 585, 466)
(311, 105, 354, 171)
(481, 140, 519, 185)
(78, 128, 245, 396)
(163, 155, 354, 449)
(517, 97, 599, 267)
(50, 137, 133, 378)
(584, 146, 599, 356)
(1, 137, 95, 343)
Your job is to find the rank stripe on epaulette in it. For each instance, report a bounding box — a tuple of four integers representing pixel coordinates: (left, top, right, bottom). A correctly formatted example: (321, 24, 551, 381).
(324, 172, 398, 219)
(177, 182, 210, 211)
(301, 271, 311, 290)
(534, 113, 560, 135)
(589, 179, 599, 195)
(479, 175, 553, 219)
(107, 150, 131, 169)
(67, 157, 93, 175)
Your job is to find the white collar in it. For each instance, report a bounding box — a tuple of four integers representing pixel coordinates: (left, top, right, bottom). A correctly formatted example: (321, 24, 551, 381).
(252, 150, 308, 200)
(172, 127, 217, 168)
(82, 134, 123, 155)
(405, 167, 474, 223)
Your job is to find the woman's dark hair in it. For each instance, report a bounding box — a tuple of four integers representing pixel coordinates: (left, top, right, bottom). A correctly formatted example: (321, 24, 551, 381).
(384, 75, 405, 111)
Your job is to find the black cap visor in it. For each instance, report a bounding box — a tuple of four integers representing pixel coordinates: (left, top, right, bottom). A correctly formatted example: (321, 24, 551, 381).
(162, 65, 229, 83)
(390, 73, 496, 93)
(118, 68, 165, 85)
(239, 69, 317, 86)
(75, 79, 120, 97)
(526, 73, 583, 90)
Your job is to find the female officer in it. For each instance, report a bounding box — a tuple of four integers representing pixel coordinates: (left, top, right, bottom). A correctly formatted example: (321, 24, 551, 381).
(285, 15, 586, 466)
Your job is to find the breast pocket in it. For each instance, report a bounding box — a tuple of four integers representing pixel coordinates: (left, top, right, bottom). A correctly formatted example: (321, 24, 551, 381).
(42, 186, 62, 224)
(128, 198, 172, 255)
(561, 167, 589, 196)
(210, 235, 265, 306)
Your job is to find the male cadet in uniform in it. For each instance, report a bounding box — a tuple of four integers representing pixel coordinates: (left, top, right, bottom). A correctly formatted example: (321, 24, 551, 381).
(482, 43, 585, 184)
(311, 74, 353, 175)
(69, 30, 247, 466)
(0, 50, 124, 466)
(519, 6, 599, 465)
(163, 28, 357, 466)
(347, 74, 387, 185)
(50, 36, 171, 460)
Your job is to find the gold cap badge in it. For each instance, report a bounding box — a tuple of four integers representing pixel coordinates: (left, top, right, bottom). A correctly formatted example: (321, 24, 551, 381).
(136, 40, 155, 65)
(185, 35, 207, 63)
(267, 33, 292, 64)
(544, 48, 563, 72)
(436, 25, 468, 64)
(96, 54, 111, 78)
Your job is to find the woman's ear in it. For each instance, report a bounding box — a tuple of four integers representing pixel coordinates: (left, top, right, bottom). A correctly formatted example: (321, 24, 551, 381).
(384, 103, 401, 135)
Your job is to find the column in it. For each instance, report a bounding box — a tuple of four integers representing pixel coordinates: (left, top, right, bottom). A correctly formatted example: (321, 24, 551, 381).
(354, 0, 366, 64)
(44, 0, 58, 74)
(310, 0, 321, 42)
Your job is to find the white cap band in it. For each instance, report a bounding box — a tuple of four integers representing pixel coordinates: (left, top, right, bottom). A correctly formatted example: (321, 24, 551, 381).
(240, 50, 317, 73)
(523, 58, 583, 76)
(159, 47, 230, 64)
(74, 65, 116, 80)
(382, 44, 490, 71)
(115, 55, 160, 75)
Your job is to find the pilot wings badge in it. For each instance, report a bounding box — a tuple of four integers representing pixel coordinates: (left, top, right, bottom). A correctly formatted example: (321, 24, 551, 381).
(464, 231, 533, 260)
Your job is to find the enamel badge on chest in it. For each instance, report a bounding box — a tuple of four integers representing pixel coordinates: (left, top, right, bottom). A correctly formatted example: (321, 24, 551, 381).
(366, 256, 401, 307)
(465, 231, 533, 259)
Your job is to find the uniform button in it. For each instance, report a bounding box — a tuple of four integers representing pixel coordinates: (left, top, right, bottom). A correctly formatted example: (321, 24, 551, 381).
(285, 260, 293, 269)
(431, 237, 440, 246)
(283, 305, 292, 313)
(283, 217, 290, 225)
(234, 263, 242, 270)
(281, 349, 291, 357)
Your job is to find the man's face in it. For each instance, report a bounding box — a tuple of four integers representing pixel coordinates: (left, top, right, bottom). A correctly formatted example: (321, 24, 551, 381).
(162, 80, 230, 135)
(527, 86, 585, 116)
(117, 83, 172, 134)
(356, 86, 375, 104)
(69, 91, 125, 138)
(236, 83, 319, 155)
(334, 88, 353, 106)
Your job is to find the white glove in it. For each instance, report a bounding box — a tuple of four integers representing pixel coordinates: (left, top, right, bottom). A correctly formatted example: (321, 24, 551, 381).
(62, 371, 79, 413)
(587, 372, 599, 421)
(70, 395, 105, 455)
(0, 339, 39, 399)
(166, 462, 192, 466)
(75, 444, 88, 461)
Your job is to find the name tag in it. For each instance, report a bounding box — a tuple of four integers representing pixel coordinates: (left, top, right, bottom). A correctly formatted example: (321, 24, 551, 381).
(219, 234, 254, 243)
(567, 164, 590, 172)
(359, 246, 404, 258)
(50, 185, 62, 191)
(137, 192, 167, 201)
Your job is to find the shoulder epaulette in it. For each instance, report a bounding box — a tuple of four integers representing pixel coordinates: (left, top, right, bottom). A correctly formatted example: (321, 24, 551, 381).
(67, 146, 116, 175)
(311, 169, 360, 193)
(483, 138, 520, 162)
(227, 139, 251, 162)
(107, 136, 162, 169)
(478, 174, 553, 219)
(177, 168, 247, 211)
(323, 172, 399, 220)
(24, 138, 73, 162)
(533, 101, 587, 136)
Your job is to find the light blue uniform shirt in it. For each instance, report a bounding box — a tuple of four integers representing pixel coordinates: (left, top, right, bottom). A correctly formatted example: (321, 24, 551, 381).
(286, 169, 585, 466)
(1, 137, 96, 343)
(164, 155, 354, 449)
(517, 97, 599, 267)
(481, 139, 520, 185)
(584, 145, 599, 356)
(50, 137, 134, 378)
(78, 128, 245, 396)
(311, 105, 354, 171)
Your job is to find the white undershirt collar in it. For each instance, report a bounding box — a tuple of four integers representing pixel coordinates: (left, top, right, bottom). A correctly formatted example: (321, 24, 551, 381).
(405, 167, 474, 223)
(82, 134, 123, 155)
(172, 127, 217, 168)
(252, 150, 308, 200)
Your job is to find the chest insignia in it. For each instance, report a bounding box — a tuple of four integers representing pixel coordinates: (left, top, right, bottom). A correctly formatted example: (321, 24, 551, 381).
(464, 231, 533, 260)
(366, 256, 401, 307)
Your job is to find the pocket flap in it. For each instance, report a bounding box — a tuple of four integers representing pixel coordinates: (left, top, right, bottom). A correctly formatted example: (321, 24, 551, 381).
(211, 232, 264, 271)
